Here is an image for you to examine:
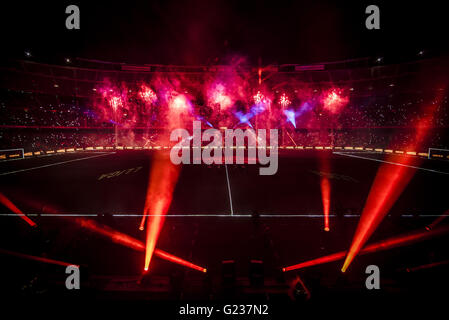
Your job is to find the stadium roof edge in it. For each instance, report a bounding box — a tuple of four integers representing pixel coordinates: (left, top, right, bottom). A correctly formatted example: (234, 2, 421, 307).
(4, 54, 448, 75)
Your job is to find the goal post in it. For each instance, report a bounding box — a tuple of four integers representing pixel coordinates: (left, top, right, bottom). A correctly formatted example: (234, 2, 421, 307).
(428, 148, 449, 160)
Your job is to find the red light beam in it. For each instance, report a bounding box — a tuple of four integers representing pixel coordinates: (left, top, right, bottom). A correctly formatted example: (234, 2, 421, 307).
(0, 192, 36, 227)
(76, 218, 145, 251)
(405, 260, 449, 273)
(7, 194, 205, 273)
(154, 249, 207, 273)
(283, 251, 345, 272)
(341, 93, 445, 272)
(341, 160, 416, 272)
(283, 225, 449, 272)
(426, 209, 449, 231)
(75, 218, 206, 273)
(321, 177, 330, 232)
(143, 152, 181, 271)
(319, 153, 331, 231)
(0, 248, 76, 267)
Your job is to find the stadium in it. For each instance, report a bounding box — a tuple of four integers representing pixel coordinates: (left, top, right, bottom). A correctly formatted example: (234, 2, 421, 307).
(0, 1, 448, 316)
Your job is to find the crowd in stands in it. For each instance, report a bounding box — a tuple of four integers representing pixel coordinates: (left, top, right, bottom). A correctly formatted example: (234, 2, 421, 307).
(0, 89, 447, 152)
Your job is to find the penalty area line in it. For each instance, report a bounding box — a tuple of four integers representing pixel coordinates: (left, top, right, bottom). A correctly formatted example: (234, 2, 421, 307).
(334, 152, 449, 175)
(0, 153, 115, 176)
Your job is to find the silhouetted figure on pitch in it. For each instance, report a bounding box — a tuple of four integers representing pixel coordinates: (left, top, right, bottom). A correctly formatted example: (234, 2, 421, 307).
(252, 210, 260, 225)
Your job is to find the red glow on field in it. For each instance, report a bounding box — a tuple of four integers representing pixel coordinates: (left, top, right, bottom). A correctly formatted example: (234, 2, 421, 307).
(143, 152, 181, 271)
(283, 225, 449, 272)
(0, 192, 36, 227)
(341, 93, 445, 272)
(289, 275, 311, 300)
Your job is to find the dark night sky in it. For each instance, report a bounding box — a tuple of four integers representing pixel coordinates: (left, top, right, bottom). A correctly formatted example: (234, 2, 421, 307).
(1, 0, 448, 65)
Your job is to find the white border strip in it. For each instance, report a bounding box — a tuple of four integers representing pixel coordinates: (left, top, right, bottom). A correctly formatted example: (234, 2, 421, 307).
(0, 148, 24, 161)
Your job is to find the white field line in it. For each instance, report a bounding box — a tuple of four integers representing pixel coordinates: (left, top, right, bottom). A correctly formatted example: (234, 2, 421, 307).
(0, 213, 445, 218)
(0, 153, 115, 176)
(224, 164, 235, 216)
(334, 152, 449, 175)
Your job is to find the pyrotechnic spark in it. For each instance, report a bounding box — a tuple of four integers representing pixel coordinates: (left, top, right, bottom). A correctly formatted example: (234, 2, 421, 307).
(139, 85, 157, 104)
(253, 91, 263, 104)
(322, 90, 348, 114)
(91, 73, 354, 147)
(253, 91, 271, 109)
(233, 91, 273, 127)
(109, 96, 123, 111)
(209, 83, 232, 110)
(279, 93, 291, 108)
